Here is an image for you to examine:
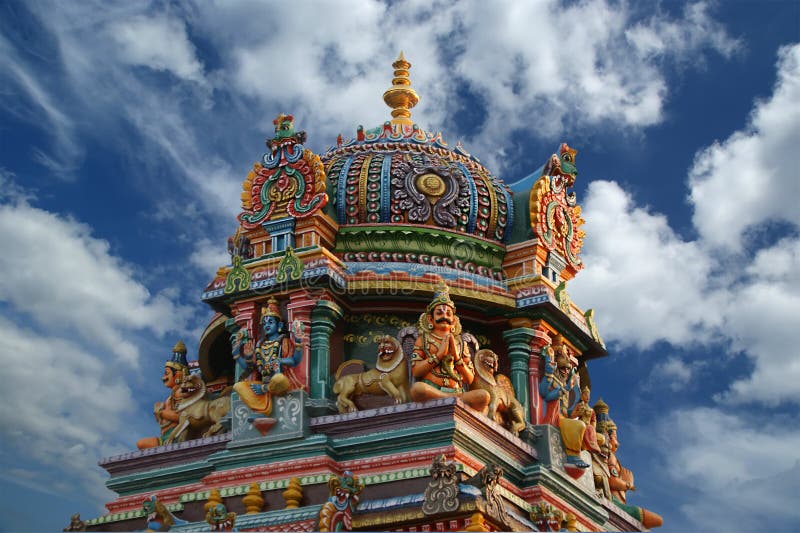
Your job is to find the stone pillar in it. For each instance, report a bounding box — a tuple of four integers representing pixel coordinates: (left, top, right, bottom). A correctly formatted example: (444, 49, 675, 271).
(309, 299, 343, 402)
(231, 300, 259, 381)
(287, 291, 317, 392)
(503, 326, 536, 423)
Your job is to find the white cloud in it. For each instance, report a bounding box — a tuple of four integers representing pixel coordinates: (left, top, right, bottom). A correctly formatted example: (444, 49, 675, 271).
(0, 197, 191, 366)
(569, 180, 724, 349)
(0, 317, 130, 504)
(646, 356, 706, 391)
(190, 238, 230, 277)
(689, 43, 800, 251)
(446, 0, 738, 168)
(205, 0, 738, 171)
(720, 237, 800, 406)
(109, 14, 205, 83)
(0, 33, 84, 177)
(0, 181, 193, 506)
(571, 45, 800, 407)
(626, 2, 740, 61)
(654, 408, 800, 531)
(5, 0, 740, 227)
(571, 179, 800, 406)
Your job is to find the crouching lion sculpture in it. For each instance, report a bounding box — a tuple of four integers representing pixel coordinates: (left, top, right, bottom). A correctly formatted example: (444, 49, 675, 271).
(333, 335, 410, 413)
(165, 374, 231, 444)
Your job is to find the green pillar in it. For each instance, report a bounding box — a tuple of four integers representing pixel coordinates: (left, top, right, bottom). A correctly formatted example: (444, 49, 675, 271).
(309, 299, 343, 401)
(503, 327, 536, 422)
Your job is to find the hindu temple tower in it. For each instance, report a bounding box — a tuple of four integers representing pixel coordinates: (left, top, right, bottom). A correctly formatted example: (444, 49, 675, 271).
(76, 54, 662, 532)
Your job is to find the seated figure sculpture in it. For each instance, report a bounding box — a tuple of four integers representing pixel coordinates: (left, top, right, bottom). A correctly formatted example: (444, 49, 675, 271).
(569, 386, 604, 456)
(539, 336, 589, 469)
(137, 341, 190, 449)
(409, 285, 490, 414)
(233, 297, 304, 432)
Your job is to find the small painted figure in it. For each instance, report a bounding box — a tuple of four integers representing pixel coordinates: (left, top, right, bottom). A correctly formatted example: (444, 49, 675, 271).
(137, 341, 190, 450)
(333, 334, 410, 413)
(63, 513, 86, 532)
(206, 502, 236, 532)
(409, 285, 490, 414)
(569, 386, 604, 456)
(470, 349, 526, 436)
(142, 495, 187, 532)
(233, 297, 304, 426)
(317, 471, 365, 532)
(539, 335, 588, 469)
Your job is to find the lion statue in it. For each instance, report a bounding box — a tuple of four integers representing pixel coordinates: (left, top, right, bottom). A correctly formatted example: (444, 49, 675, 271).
(165, 374, 231, 444)
(333, 335, 410, 413)
(470, 349, 526, 436)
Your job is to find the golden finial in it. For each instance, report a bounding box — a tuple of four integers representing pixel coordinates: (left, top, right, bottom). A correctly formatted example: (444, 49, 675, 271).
(172, 340, 187, 354)
(242, 482, 264, 514)
(382, 51, 419, 126)
(204, 488, 223, 515)
(282, 477, 303, 509)
(465, 512, 490, 532)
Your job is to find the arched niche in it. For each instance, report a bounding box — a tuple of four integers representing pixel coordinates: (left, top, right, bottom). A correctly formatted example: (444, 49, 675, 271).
(198, 313, 235, 388)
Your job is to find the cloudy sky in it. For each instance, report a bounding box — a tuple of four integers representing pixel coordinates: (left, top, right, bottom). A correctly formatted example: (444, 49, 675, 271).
(0, 1, 797, 531)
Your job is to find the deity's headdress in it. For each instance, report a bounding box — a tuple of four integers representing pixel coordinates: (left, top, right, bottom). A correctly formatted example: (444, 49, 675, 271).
(165, 340, 189, 375)
(427, 283, 455, 314)
(593, 399, 617, 434)
(262, 297, 282, 319)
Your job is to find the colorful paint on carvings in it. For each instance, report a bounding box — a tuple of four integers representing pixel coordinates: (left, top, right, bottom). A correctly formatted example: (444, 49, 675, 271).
(76, 52, 661, 533)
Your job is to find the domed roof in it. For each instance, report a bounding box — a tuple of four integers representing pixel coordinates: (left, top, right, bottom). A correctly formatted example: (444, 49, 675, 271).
(321, 53, 513, 279)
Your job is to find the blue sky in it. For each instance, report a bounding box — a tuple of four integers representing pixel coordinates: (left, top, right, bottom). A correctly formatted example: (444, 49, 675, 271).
(0, 1, 798, 531)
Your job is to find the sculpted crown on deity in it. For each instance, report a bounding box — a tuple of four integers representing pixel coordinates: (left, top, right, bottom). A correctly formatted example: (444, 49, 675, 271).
(409, 284, 491, 414)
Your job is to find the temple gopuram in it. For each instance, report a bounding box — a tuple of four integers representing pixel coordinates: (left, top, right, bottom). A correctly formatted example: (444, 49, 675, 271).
(75, 54, 663, 532)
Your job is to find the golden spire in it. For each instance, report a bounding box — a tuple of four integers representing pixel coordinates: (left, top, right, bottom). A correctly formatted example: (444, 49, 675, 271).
(382, 51, 419, 126)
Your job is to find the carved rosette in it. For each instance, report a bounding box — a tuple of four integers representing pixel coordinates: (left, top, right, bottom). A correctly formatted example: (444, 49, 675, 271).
(530, 144, 585, 270)
(391, 156, 472, 230)
(239, 116, 327, 229)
